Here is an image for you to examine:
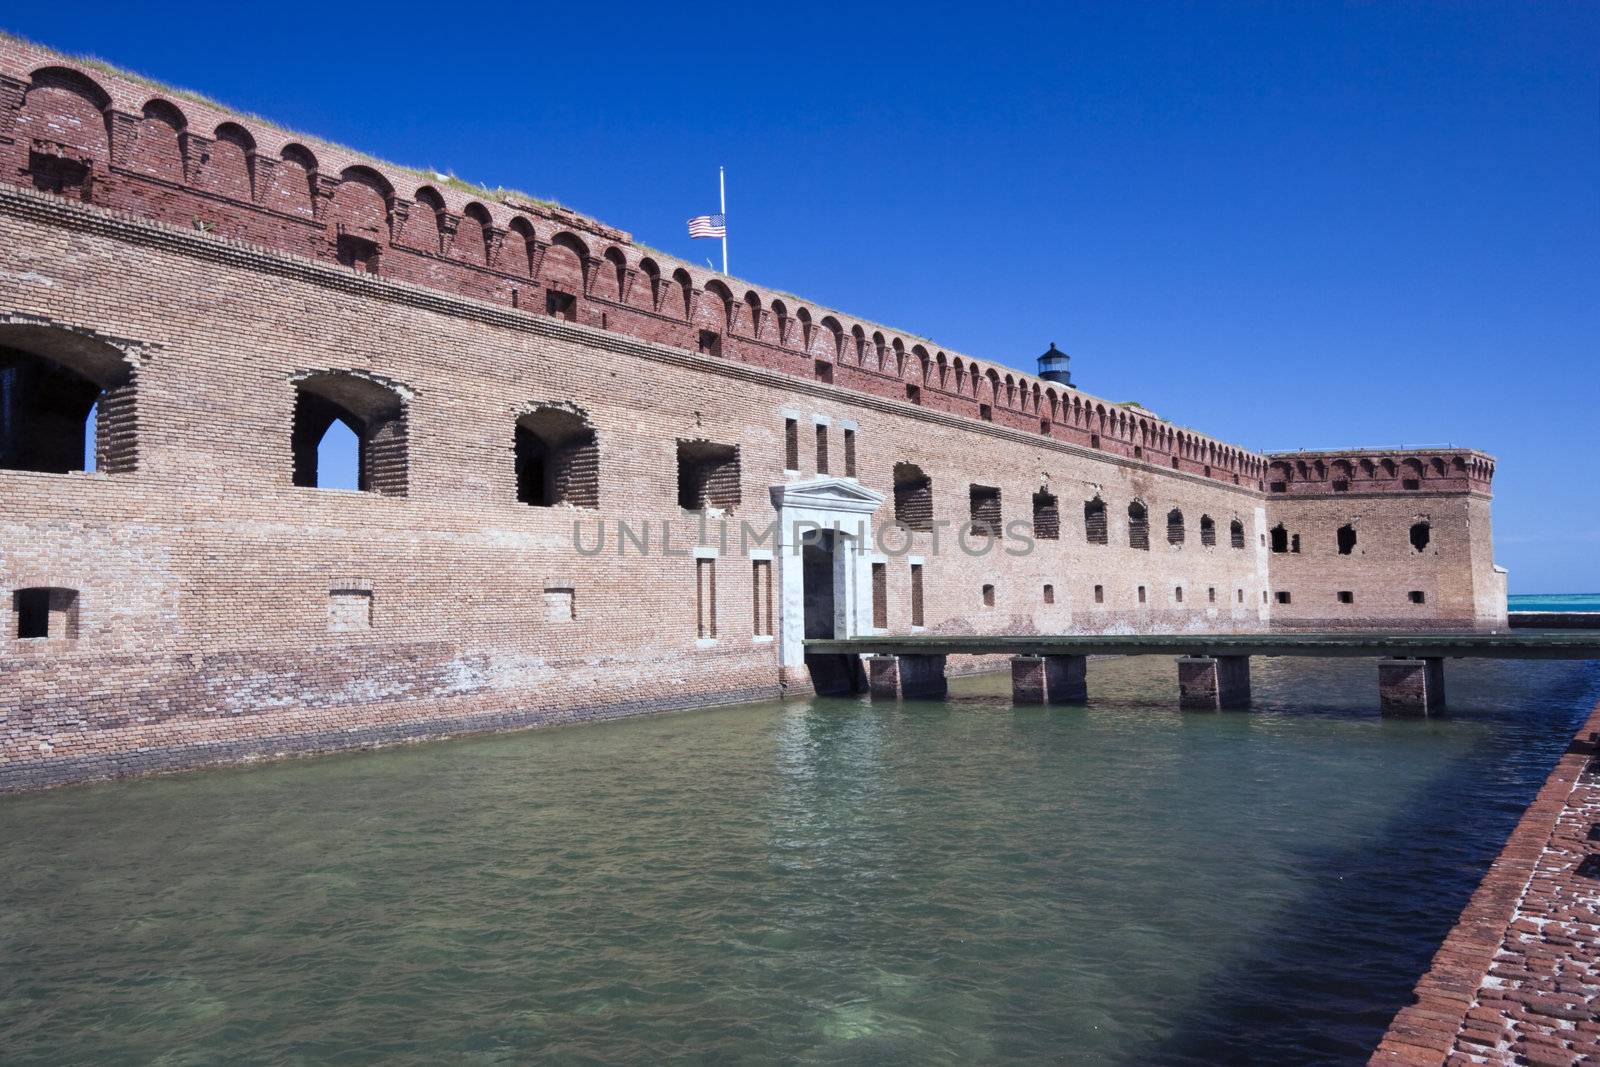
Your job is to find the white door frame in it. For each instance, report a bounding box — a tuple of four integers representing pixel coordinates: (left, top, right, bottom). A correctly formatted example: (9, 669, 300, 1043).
(769, 478, 887, 668)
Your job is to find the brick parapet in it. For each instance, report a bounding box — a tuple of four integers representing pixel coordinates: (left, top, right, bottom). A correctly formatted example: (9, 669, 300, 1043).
(1265, 449, 1496, 498)
(0, 182, 1271, 501)
(0, 35, 1266, 488)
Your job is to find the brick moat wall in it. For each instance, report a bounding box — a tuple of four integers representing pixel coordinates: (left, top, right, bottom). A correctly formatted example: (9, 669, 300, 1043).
(0, 40, 1506, 790)
(1372, 698, 1600, 1066)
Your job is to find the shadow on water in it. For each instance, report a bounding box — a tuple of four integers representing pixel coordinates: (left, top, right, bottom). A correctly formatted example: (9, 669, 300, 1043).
(1125, 658, 1600, 1066)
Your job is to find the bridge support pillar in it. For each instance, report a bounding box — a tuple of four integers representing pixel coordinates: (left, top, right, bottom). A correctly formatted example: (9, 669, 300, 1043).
(868, 654, 948, 700)
(1378, 657, 1446, 715)
(1177, 655, 1252, 710)
(1011, 655, 1088, 705)
(804, 653, 865, 696)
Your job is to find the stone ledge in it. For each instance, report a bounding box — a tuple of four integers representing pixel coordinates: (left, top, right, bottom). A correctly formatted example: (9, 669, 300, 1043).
(0, 680, 783, 794)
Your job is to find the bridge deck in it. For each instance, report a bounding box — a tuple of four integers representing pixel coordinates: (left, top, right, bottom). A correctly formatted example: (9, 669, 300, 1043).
(805, 630, 1600, 661)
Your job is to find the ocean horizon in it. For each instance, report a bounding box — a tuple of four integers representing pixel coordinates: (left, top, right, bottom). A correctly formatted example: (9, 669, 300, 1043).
(1508, 593, 1600, 613)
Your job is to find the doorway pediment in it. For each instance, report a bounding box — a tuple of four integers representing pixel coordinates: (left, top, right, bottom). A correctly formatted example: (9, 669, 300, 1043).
(769, 477, 885, 514)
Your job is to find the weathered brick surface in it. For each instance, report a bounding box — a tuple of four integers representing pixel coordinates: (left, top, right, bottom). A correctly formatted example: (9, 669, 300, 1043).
(1371, 700, 1600, 1066)
(1266, 453, 1504, 629)
(0, 40, 1506, 792)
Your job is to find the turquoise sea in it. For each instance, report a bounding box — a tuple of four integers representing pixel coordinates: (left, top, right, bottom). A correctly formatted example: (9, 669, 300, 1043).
(1509, 593, 1600, 613)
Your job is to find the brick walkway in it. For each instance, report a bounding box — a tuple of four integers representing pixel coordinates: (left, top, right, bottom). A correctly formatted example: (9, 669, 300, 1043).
(1372, 700, 1600, 1066)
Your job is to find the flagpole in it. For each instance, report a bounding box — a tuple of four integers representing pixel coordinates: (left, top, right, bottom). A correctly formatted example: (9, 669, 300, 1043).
(718, 166, 728, 275)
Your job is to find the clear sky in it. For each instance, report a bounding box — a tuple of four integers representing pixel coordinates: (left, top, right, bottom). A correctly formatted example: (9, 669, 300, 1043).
(9, 2, 1596, 593)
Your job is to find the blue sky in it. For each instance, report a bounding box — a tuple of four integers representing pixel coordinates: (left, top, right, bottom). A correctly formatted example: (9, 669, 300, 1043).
(11, 2, 1596, 592)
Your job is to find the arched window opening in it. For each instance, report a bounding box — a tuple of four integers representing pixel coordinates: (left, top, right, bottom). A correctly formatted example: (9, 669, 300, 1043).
(1167, 508, 1185, 545)
(291, 372, 408, 496)
(1032, 489, 1059, 539)
(0, 324, 136, 474)
(515, 406, 599, 508)
(1230, 519, 1246, 549)
(1337, 524, 1357, 555)
(1410, 521, 1431, 552)
(1200, 515, 1216, 546)
(893, 462, 933, 531)
(1128, 502, 1150, 550)
(1270, 524, 1289, 554)
(1084, 497, 1108, 544)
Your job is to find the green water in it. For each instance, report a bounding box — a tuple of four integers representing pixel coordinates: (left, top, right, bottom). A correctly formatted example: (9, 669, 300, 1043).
(3, 656, 1597, 1065)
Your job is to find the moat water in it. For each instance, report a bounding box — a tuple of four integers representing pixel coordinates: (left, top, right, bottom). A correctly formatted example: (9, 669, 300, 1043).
(3, 657, 1598, 1065)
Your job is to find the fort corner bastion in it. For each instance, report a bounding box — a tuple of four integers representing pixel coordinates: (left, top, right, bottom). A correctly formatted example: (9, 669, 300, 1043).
(0, 38, 1506, 791)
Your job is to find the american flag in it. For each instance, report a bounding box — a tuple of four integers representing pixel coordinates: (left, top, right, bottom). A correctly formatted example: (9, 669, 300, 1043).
(687, 213, 726, 239)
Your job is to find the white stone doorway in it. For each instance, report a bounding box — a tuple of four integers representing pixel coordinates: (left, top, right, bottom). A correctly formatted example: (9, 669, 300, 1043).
(768, 478, 886, 669)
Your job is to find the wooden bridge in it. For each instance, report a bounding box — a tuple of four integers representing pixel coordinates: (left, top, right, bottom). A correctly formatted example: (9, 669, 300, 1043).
(803, 631, 1600, 714)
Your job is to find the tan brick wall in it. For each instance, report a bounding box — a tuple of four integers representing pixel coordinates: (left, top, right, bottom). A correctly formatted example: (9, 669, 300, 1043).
(0, 198, 1276, 790)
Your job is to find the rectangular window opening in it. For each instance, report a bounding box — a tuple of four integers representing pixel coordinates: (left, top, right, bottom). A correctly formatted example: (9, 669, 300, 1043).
(545, 290, 577, 321)
(14, 587, 78, 640)
(1137, 585, 1147, 605)
(969, 484, 1002, 536)
(1337, 591, 1354, 605)
(698, 330, 722, 358)
(815, 360, 834, 384)
(1276, 591, 1292, 605)
(872, 562, 888, 629)
(843, 428, 857, 477)
(815, 424, 829, 475)
(783, 418, 799, 471)
(910, 563, 925, 627)
(335, 234, 381, 274)
(979, 403, 993, 421)
(677, 440, 741, 512)
(753, 559, 773, 636)
(1409, 590, 1426, 605)
(696, 558, 718, 639)
(1083, 499, 1108, 544)
(1043, 583, 1055, 605)
(982, 583, 996, 608)
(1032, 491, 1060, 539)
